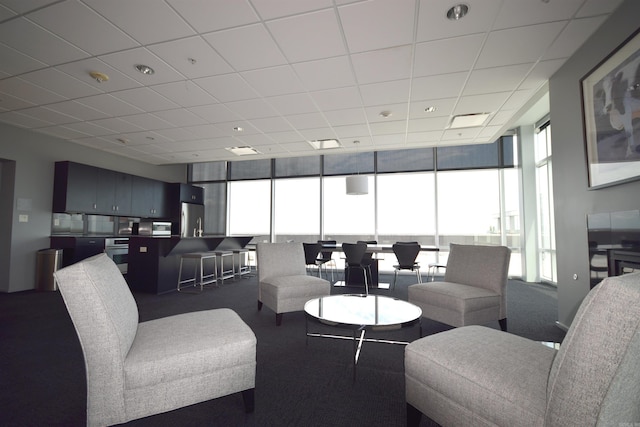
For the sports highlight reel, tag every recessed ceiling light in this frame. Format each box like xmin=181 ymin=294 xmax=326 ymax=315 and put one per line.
xmin=188 ymin=58 xmax=197 ymax=65
xmin=89 ymin=71 xmax=109 ymax=83
xmin=424 ymin=106 xmax=437 ymax=113
xmin=233 ymin=126 xmax=244 ymax=132
xmin=135 ymin=64 xmax=155 ymax=75
xmin=449 ymin=113 xmax=490 ymax=129
xmin=226 ymin=146 xmax=260 ymax=156
xmin=447 ymin=4 xmax=469 ymax=20
xmin=379 ymin=111 xmax=392 ymax=118
xmin=308 ymin=139 xmax=342 ymax=150
xmin=116 ymin=138 xmax=128 ymax=144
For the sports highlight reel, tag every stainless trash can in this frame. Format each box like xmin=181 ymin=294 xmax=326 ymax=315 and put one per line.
xmin=36 ymin=248 xmax=62 ymax=291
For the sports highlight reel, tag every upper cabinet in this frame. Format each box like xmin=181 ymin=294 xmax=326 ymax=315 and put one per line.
xmin=169 ymin=183 xmax=204 ymax=205
xmin=53 ymin=161 xmax=168 ymax=219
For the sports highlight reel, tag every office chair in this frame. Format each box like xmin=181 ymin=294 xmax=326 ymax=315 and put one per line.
xmin=392 ymin=242 xmax=422 ymax=290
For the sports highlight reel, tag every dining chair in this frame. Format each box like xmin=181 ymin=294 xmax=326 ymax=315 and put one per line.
xmin=342 ymin=241 xmax=371 ymax=295
xmin=303 ymin=242 xmax=322 ymax=277
xmin=392 ymin=242 xmax=422 ymax=290
xmin=317 ymin=240 xmax=337 ymax=281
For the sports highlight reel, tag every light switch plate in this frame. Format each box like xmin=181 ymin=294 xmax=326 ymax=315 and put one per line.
xmin=19 ymin=214 xmax=28 ymax=223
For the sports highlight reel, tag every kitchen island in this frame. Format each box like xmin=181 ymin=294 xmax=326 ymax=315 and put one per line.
xmin=127 ymin=235 xmax=253 ymax=294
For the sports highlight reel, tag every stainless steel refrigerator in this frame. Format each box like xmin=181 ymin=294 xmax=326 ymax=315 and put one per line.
xmin=179 ymin=203 xmax=205 ymax=237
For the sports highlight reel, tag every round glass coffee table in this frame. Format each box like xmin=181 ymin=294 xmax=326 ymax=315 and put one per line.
xmin=304 ymin=294 xmax=422 ymax=380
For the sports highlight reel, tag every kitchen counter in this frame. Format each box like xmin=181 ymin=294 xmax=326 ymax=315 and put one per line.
xmin=127 ymin=235 xmax=253 ymax=294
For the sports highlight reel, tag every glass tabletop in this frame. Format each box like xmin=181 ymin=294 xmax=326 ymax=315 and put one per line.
xmin=304 ymin=294 xmax=422 ymax=329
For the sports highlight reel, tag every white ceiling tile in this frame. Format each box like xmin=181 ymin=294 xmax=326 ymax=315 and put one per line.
xmin=76 ymin=94 xmax=144 ymax=117
xmin=373 ymin=134 xmax=405 ymax=146
xmin=167 ymin=0 xmax=259 ymax=33
xmin=297 ymin=127 xmax=337 ymax=141
xmin=411 ymin=72 xmax=468 ymax=101
xmin=250 ymin=0 xmax=333 ymax=20
xmin=234 ymin=133 xmax=274 ymax=146
xmin=203 ymin=24 xmax=287 ymax=72
xmin=333 ymin=124 xmax=370 ymax=139
xmin=189 ymin=103 xmax=243 ymax=123
xmin=464 ymin=63 xmax=533 ymax=96
xmin=151 ymin=127 xmax=198 ymax=142
xmin=114 ymin=87 xmax=179 ymax=112
xmin=83 ymin=0 xmax=194 ymax=45
xmin=285 ymin=112 xmax=329 ymax=130
xmin=267 ymin=93 xmax=318 ymax=115
xmin=113 ymin=130 xmax=172 ymax=146
xmin=37 ymin=125 xmax=92 ymax=139
xmin=351 ymin=45 xmax=412 ymax=85
xmin=476 ymin=22 xmax=566 ymax=69
xmin=55 ymin=58 xmax=142 ymax=92
xmin=195 ymin=74 xmax=260 ymax=103
xmin=85 ymin=117 xmax=144 ymax=133
xmin=0 ymin=92 xmax=35 ymax=110
xmin=360 ymin=79 xmax=410 ymax=106
xmin=406 ymin=131 xmax=442 ymax=143
xmin=249 ymin=116 xmax=295 ymax=133
xmin=28 ymin=1 xmax=138 ymax=55
xmin=0 ymin=4 xmax=16 ymax=20
xmin=267 ymin=9 xmax=346 ymax=62
xmin=576 ymin=0 xmax=624 ymax=17
xmin=0 ymin=110 xmax=52 ymax=128
xmin=241 ymin=65 xmax=305 ymax=97
xmin=339 ymin=0 xmax=416 ymax=53
xmin=182 ymin=124 xmax=228 ymax=139
xmin=503 ymin=90 xmax=534 ymax=111
xmin=543 ymin=16 xmax=607 ymax=61
xmin=20 ymin=105 xmax=78 ymax=125
xmin=151 ymin=81 xmax=218 ymax=108
xmin=442 ymin=127 xmax=481 ymax=140
xmin=44 ymin=100 xmax=107 ymax=121
xmin=225 ymin=98 xmax=279 ymax=120
xmin=147 ymin=37 xmax=234 ymax=79
xmin=369 ymin=120 xmax=407 ymax=135
xmin=413 ymin=35 xmax=485 ymax=77
xmin=0 ymin=17 xmax=88 ymax=65
xmin=268 ymin=131 xmax=306 ymax=144
xmin=408 ymin=98 xmax=456 ymax=118
xmin=519 ymin=59 xmax=564 ymax=91
xmin=324 ymin=108 xmax=367 ymax=127
xmin=292 ymin=56 xmax=355 ymax=92
xmin=0 ymin=42 xmax=47 ymax=75
xmin=478 ymin=125 xmax=503 ymax=139
xmin=492 ymin=0 xmax=582 ymax=30
xmin=63 ymin=121 xmax=114 ymax=136
xmin=117 ymin=113 xmax=172 ymax=131
xmin=416 ymin=0 xmax=502 ymax=42
xmin=453 ymin=92 xmax=510 ymax=115
xmin=0 ymin=77 xmax=65 ymax=104
xmin=407 ymin=116 xmax=450 ymax=132
xmin=20 ymin=68 xmax=101 ymax=99
xmin=365 ymin=103 xmax=408 ymax=123
xmin=310 ymin=86 xmax=362 ymax=111
xmin=98 ymin=48 xmax=186 ymax=85
xmin=150 ymin=109 xmax=207 ymax=128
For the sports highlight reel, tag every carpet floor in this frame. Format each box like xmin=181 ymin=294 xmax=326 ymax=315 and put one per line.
xmin=0 ymin=270 xmax=565 ymax=427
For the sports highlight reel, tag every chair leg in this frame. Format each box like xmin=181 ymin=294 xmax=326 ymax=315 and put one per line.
xmin=363 ymin=266 xmax=370 ymax=295
xmin=257 ymin=300 xmax=263 ymax=311
xmin=276 ymin=313 xmax=283 ymax=326
xmin=499 ymin=318 xmax=507 ymax=332
xmin=407 ymin=403 xmax=422 ymax=427
xmin=242 ymin=388 xmax=255 ymax=413
xmin=392 ymin=269 xmax=398 ymax=290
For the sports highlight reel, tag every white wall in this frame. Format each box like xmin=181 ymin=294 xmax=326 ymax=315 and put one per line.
xmin=549 ymin=0 xmax=640 ymax=328
xmin=0 ymin=123 xmax=186 ymax=292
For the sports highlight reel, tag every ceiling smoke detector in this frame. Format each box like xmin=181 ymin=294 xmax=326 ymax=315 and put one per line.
xmin=89 ymin=71 xmax=109 ymax=83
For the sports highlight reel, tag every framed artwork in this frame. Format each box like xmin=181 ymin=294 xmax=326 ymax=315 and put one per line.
xmin=581 ymin=28 xmax=640 ymax=189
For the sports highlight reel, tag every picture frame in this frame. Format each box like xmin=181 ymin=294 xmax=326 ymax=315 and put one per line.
xmin=581 ymin=28 xmax=640 ymax=189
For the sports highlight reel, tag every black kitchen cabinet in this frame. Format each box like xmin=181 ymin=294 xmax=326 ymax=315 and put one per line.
xmin=50 ymin=236 xmax=105 ymax=267
xmin=96 ymin=169 xmax=132 ymax=215
xmin=131 ymin=176 xmax=167 ymax=218
xmin=53 ymin=161 xmax=99 ymax=213
xmin=168 ymin=183 xmax=204 ymax=205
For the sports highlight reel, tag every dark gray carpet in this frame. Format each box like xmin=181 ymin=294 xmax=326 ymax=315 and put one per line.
xmin=0 ymin=271 xmax=565 ymax=427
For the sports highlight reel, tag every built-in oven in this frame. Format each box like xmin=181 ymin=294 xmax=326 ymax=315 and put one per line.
xmin=105 ymin=237 xmax=129 ymax=274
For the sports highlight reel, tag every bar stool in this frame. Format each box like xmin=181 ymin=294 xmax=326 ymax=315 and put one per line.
xmin=427 ymin=263 xmax=446 ymax=281
xmin=214 ymin=250 xmax=235 ymax=284
xmin=177 ymin=252 xmax=218 ymax=293
xmin=233 ymin=248 xmax=251 ymax=279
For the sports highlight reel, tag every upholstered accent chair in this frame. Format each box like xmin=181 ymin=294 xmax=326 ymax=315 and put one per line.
xmin=405 ymin=272 xmax=640 ymax=427
xmin=408 ymin=243 xmax=510 ymax=332
xmin=257 ymin=242 xmax=331 ymax=326
xmin=54 ymin=253 xmax=256 ymax=426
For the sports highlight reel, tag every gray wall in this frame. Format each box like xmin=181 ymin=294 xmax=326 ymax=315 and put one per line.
xmin=550 ymin=0 xmax=640 ymax=328
xmin=0 ymin=122 xmax=186 ymax=292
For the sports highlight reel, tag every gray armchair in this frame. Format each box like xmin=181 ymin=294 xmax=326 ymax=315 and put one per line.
xmin=405 ymin=272 xmax=640 ymax=427
xmin=408 ymin=243 xmax=510 ymax=331
xmin=257 ymin=242 xmax=331 ymax=326
xmin=54 ymin=253 xmax=256 ymax=426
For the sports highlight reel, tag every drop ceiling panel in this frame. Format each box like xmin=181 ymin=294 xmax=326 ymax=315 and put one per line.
xmin=147 ymin=37 xmax=234 ymax=79
xmin=543 ymin=16 xmax=607 ymax=61
xmin=251 ymin=0 xmax=334 ymax=20
xmin=241 ymin=65 xmax=305 ymax=97
xmin=98 ymin=48 xmax=185 ymax=85
xmin=310 ymin=86 xmax=363 ymax=111
xmin=463 ymin=63 xmax=533 ymax=96
xmin=413 ymin=35 xmax=485 ymax=77
xmin=351 ymin=45 xmax=412 ymax=85
xmin=77 ymin=94 xmax=143 ymax=117
xmin=410 ymin=73 xmax=468 ymax=101
xmin=167 ymin=0 xmax=259 ymax=33
xmin=195 ymin=74 xmax=259 ymax=103
xmin=55 ymin=58 xmax=142 ymax=92
xmin=114 ymin=87 xmax=179 ymax=112
xmin=292 ymin=56 xmax=356 ymax=91
xmin=359 ymin=79 xmax=411 ymax=106
xmin=82 ymin=0 xmax=194 ymax=46
xmin=0 ymin=43 xmax=47 ymax=75
xmin=492 ymin=0 xmax=582 ymax=30
xmin=0 ymin=77 xmax=65 ymax=104
xmin=416 ymin=0 xmax=502 ymax=42
xmin=151 ymin=81 xmax=218 ymax=108
xmin=339 ymin=0 xmax=416 ymax=54
xmin=45 ymin=100 xmax=107 ymax=122
xmin=20 ymin=68 xmax=101 ymax=99
xmin=267 ymin=9 xmax=346 ymax=63
xmin=28 ymin=1 xmax=139 ymax=55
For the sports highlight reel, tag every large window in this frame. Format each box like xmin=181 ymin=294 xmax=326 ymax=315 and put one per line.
xmin=228 ymin=180 xmax=271 ymax=242
xmin=535 ymin=121 xmax=557 ymax=283
xmin=274 ymin=177 xmax=320 ymax=243
xmin=322 ymin=175 xmax=375 ymax=242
